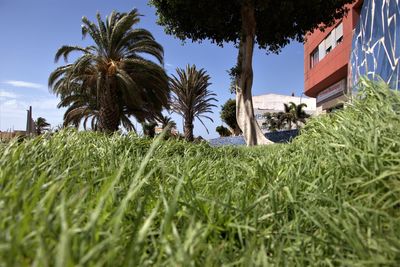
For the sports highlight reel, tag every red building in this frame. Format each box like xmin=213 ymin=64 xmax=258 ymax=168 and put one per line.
xmin=304 ymin=0 xmax=364 ymax=112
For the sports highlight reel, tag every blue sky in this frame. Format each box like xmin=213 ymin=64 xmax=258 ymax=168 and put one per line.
xmin=0 ymin=0 xmax=305 ymax=139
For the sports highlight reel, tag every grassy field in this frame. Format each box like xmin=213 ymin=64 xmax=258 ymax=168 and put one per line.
xmin=1 ymin=79 xmax=399 ymax=266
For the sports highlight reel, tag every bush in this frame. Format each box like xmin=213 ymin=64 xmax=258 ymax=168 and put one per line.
xmin=0 ymin=79 xmax=399 ymax=266
xmin=216 ymin=125 xmax=232 ymax=137
xmin=142 ymin=121 xmax=158 ymax=138
xmin=220 ymin=99 xmax=242 ymax=135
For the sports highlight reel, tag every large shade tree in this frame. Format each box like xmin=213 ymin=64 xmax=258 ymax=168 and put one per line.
xmin=170 ymin=65 xmax=217 ymax=142
xmin=150 ymin=0 xmax=354 ymax=145
xmin=49 ymin=9 xmax=170 ymax=132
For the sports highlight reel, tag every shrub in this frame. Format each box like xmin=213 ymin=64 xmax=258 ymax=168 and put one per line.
xmin=220 ymin=99 xmax=241 ymax=135
xmin=216 ymin=125 xmax=232 ymax=137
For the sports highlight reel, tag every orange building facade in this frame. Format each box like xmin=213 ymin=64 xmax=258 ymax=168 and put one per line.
xmin=304 ymin=0 xmax=364 ymax=112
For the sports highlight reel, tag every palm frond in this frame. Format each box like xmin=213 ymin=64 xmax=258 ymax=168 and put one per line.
xmin=110 ymin=9 xmax=141 ymax=47
xmin=54 ymin=46 xmax=91 ymax=63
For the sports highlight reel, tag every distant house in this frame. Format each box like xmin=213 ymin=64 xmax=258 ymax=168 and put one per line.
xmin=0 ymin=130 xmax=27 ymax=141
xmin=154 ymin=124 xmax=179 ymax=136
xmin=252 ymin=93 xmax=316 ymax=133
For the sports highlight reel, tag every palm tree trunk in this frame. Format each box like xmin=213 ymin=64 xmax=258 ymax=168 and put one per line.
xmin=236 ymin=0 xmax=273 ymax=146
xmin=183 ymin=117 xmax=194 ymax=142
xmin=99 ymin=78 xmax=120 ymax=132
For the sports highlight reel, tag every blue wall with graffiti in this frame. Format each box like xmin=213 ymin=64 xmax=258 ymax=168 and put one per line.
xmin=350 ymin=0 xmax=400 ymax=89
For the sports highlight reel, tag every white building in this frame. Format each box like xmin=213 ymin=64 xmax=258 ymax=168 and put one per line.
xmin=252 ymin=93 xmax=316 ymax=132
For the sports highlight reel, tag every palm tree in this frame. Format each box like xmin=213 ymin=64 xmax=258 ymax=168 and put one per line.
xmin=293 ymin=103 xmax=310 ymax=128
xmin=263 ymin=112 xmax=286 ymax=132
xmin=154 ymin=114 xmax=177 ymax=138
xmin=156 ymin=115 xmax=176 ymax=129
xmin=35 ymin=117 xmax=50 ymax=135
xmin=282 ymin=103 xmax=295 ymax=130
xmin=283 ymin=102 xmax=310 ymax=129
xmin=263 ymin=102 xmax=309 ymax=132
xmin=170 ymin=65 xmax=217 ymax=142
xmin=49 ymin=9 xmax=170 ymax=132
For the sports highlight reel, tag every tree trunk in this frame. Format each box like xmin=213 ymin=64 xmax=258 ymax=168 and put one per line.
xmin=236 ymin=0 xmax=273 ymax=146
xmin=183 ymin=117 xmax=194 ymax=142
xmin=99 ymin=78 xmax=120 ymax=133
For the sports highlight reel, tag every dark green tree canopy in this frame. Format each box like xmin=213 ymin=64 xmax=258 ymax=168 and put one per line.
xmin=216 ymin=125 xmax=232 ymax=137
xmin=150 ymin=0 xmax=354 ymax=52
xmin=220 ymin=99 xmax=237 ymax=130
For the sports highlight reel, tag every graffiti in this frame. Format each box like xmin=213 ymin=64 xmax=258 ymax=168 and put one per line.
xmin=350 ymin=0 xmax=400 ymax=90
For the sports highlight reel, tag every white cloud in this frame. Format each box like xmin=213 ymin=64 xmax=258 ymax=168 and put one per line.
xmin=3 ymin=80 xmax=44 ymax=89
xmin=0 ymin=97 xmax=63 ymax=131
xmin=2 ymin=99 xmax=19 ymax=107
xmin=0 ymin=90 xmax=18 ymax=99
xmin=0 ymin=99 xmax=27 ymax=124
xmin=31 ymin=98 xmax=59 ymax=109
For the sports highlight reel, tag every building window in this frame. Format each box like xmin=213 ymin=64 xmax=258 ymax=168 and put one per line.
xmin=325 ymin=32 xmax=334 ymax=54
xmin=335 ymin=22 xmax=344 ymax=44
xmin=318 ymin=41 xmax=326 ymax=61
xmin=310 ymin=48 xmax=319 ymax=68
xmin=326 ymin=46 xmax=332 ymax=54
xmin=311 ymin=21 xmax=344 ymax=67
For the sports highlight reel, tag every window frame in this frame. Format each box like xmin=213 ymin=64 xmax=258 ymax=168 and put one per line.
xmin=310 ymin=47 xmax=319 ymax=68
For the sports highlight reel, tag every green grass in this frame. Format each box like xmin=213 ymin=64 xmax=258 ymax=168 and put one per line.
xmin=0 ymin=79 xmax=399 ymax=266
